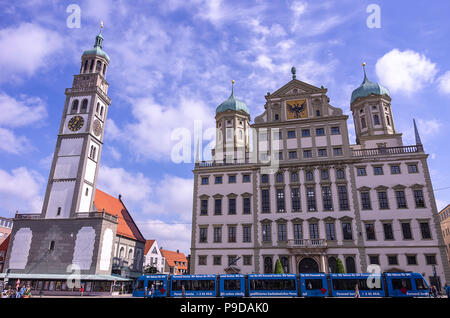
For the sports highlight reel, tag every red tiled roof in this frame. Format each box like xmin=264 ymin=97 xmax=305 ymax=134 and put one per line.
xmin=94 ymin=189 xmax=146 ymax=243
xmin=161 ymin=249 xmax=187 ymax=269
xmin=0 ymin=236 xmax=10 ymax=258
xmin=144 ymin=240 xmax=155 ymax=255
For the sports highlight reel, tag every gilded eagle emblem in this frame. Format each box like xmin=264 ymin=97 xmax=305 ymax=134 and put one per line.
xmin=287 ymin=101 xmax=306 ymax=118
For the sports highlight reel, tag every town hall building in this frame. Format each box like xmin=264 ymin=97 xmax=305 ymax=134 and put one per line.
xmin=190 ymin=65 xmax=450 ymax=288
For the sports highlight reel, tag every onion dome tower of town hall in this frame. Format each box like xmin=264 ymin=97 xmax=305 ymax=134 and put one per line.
xmin=213 ymin=80 xmax=251 ymax=162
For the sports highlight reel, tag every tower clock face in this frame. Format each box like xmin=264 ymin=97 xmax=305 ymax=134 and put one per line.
xmin=93 ymin=119 xmax=102 ymax=137
xmin=68 ymin=115 xmax=84 ymax=132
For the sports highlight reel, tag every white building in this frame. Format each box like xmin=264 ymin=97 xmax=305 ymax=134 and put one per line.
xmin=143 ymin=240 xmax=166 ymax=274
xmin=190 ymin=66 xmax=450 ymax=288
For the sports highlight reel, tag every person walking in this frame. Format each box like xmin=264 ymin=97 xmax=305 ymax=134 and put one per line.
xmin=431 ymin=285 xmax=438 ymax=298
xmin=354 ymin=284 xmax=360 ymax=298
xmin=181 ymin=284 xmax=185 ymax=298
xmin=150 ymin=284 xmax=155 ymax=299
xmin=80 ymin=286 xmax=84 ymax=297
xmin=144 ymin=286 xmax=148 ymax=298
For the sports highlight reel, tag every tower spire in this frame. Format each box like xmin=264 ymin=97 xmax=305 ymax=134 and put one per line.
xmin=413 ymin=118 xmax=423 ymax=145
xmin=230 ymin=79 xmax=235 ymax=97
xmin=362 ymin=62 xmax=368 ymax=83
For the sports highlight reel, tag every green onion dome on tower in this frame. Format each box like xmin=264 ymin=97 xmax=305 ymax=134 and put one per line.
xmin=216 ymin=80 xmax=250 ymax=115
xmin=82 ymin=22 xmax=110 ymax=62
xmin=351 ymin=63 xmax=390 ymax=104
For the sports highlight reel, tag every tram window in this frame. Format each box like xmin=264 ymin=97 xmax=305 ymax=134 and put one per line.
xmin=251 ymin=279 xmax=296 ymax=290
xmin=224 ymin=279 xmax=241 ymax=291
xmin=147 ymin=280 xmax=164 ymax=289
xmin=333 ymin=279 xmax=357 ymax=290
xmin=173 ymin=280 xmax=215 ymax=291
xmin=135 ymin=280 xmax=144 ymax=291
xmin=391 ymin=278 xmax=412 ymax=290
xmin=415 ymin=278 xmax=428 ymax=290
xmin=358 ymin=278 xmax=382 ymax=290
xmin=305 ymin=279 xmax=323 ymax=290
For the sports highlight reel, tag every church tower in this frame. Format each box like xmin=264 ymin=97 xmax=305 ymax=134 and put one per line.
xmin=213 ymin=80 xmax=251 ymax=163
xmin=41 ymin=25 xmax=111 ymax=218
xmin=350 ymin=63 xmax=402 ymax=148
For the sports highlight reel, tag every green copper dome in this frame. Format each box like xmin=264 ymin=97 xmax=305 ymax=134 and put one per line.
xmin=351 ymin=64 xmax=390 ymax=104
xmin=216 ymin=82 xmax=249 ymax=115
xmin=83 ymin=31 xmax=110 ymax=62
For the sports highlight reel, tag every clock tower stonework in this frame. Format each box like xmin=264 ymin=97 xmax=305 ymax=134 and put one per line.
xmin=2 ymin=30 xmax=122 ymax=281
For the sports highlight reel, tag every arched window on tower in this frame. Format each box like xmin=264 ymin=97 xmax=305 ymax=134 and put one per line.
xmin=275 ymin=172 xmax=284 ymax=183
xmin=89 ymin=60 xmax=94 ymax=72
xmin=83 ymin=60 xmax=88 ymax=73
xmin=386 ymin=115 xmax=391 ymax=126
xmin=373 ymin=114 xmax=380 ymax=125
xmin=81 ymin=99 xmax=88 ymax=112
xmin=100 ymin=106 xmax=104 ymax=117
xmin=102 ymin=63 xmax=107 ymax=76
xmin=71 ymin=100 xmax=79 ymax=114
xmin=96 ymin=102 xmax=100 ymax=114
xmin=96 ymin=60 xmax=102 ymax=72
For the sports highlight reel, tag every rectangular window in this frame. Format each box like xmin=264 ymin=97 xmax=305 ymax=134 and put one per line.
xmin=242 ymin=174 xmax=251 ymax=183
xmin=365 ymin=223 xmax=376 ymax=240
xmin=309 ymin=223 xmax=319 ymax=240
xmin=378 ymin=191 xmax=389 ymax=209
xmin=408 ymin=164 xmax=418 ymax=173
xmin=361 ymin=117 xmax=367 ymax=129
xmin=420 ymin=222 xmax=432 ymax=239
xmin=228 ymin=226 xmax=236 ymax=243
xmin=214 ymin=199 xmax=222 ymax=215
xmin=303 ymin=149 xmax=312 ymax=158
xmin=213 ymin=227 xmax=222 ymax=243
xmin=198 ymin=256 xmax=207 ymax=265
xmin=243 ymin=225 xmax=251 ymax=243
xmin=383 ymin=223 xmax=394 ymax=240
xmin=287 ymin=130 xmax=296 ymax=139
xmin=228 ymin=175 xmax=236 ymax=183
xmin=361 ymin=192 xmax=371 ymax=210
xmin=289 ymin=151 xmax=297 ymax=159
xmin=262 ymin=223 xmax=271 ymax=242
xmin=293 ymin=224 xmax=303 ymax=240
xmin=261 ymin=189 xmax=270 ymax=213
xmin=278 ymin=223 xmax=287 ymax=242
xmin=391 ymin=165 xmax=401 ymax=174
xmin=199 ymin=228 xmax=208 ymax=243
xmin=325 ymin=223 xmax=336 ymax=240
xmin=342 ymin=222 xmax=353 ymax=240
xmin=330 ymin=127 xmax=340 ymax=135
xmin=338 ymin=185 xmax=349 ymax=210
xmin=301 ymin=129 xmax=311 ymax=137
xmin=278 ymin=151 xmax=283 ymax=160
xmin=414 ymin=189 xmax=425 ymax=208
xmin=333 ymin=147 xmax=343 ymax=156
xmin=201 ymin=177 xmax=209 ymax=185
xmin=369 ymin=255 xmax=380 ymax=265
xmin=321 ymin=170 xmax=329 ymax=180
xmin=395 ymin=190 xmax=407 ymax=208
xmin=316 ymin=128 xmax=325 ymax=136
xmin=243 ymin=197 xmax=251 ymax=214
xmin=200 ymin=199 xmax=208 ymax=215
xmin=228 ymin=255 xmax=238 ymax=266
xmin=228 ymin=198 xmax=236 ymax=215
xmin=318 ymin=148 xmax=327 ymax=157
xmin=401 ymin=222 xmax=413 ymax=240
xmin=276 ymin=189 xmax=285 ymax=212
xmin=322 ymin=186 xmax=333 ymax=211
xmin=215 ymin=176 xmax=223 ymax=184
xmin=406 ymin=255 xmax=417 ymax=265
xmin=243 ymin=255 xmax=252 ymax=266
xmin=291 ymin=188 xmax=301 ymax=212
xmin=373 ymin=166 xmax=384 ymax=175
xmin=306 ymin=187 xmax=316 ymax=212
xmin=357 ymin=167 xmax=367 ymax=176
xmin=425 ymin=255 xmax=436 ymax=265
xmin=213 ymin=256 xmax=222 ymax=265
xmin=388 ymin=255 xmax=398 ymax=265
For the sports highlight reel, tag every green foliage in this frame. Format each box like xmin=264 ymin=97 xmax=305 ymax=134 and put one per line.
xmin=274 ymin=259 xmax=284 ymax=274
xmin=334 ymin=258 xmax=346 ymax=273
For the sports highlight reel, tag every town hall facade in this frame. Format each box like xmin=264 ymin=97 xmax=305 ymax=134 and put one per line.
xmin=190 ymin=66 xmax=450 ymax=288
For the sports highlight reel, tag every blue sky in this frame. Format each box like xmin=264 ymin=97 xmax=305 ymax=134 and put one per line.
xmin=1 ymin=0 xmax=450 ymax=253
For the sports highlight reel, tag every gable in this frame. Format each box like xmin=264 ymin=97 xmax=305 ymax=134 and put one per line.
xmin=268 ymin=79 xmax=325 ymax=98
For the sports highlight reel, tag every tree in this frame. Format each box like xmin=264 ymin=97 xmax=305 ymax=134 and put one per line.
xmin=274 ymin=259 xmax=284 ymax=274
xmin=334 ymin=258 xmax=346 ymax=273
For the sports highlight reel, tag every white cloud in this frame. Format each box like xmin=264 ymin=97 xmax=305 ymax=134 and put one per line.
xmin=437 ymin=70 xmax=450 ymax=94
xmin=0 ymin=127 xmax=31 ymax=154
xmin=0 ymin=92 xmax=47 ymax=128
xmin=375 ymin=49 xmax=438 ymax=94
xmin=0 ymin=167 xmax=45 ymax=216
xmin=0 ymin=23 xmax=64 ymax=81
xmin=401 ymin=118 xmax=442 ymax=145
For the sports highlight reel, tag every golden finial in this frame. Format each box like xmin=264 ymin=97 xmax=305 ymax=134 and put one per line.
xmin=362 ymin=62 xmax=366 ymax=67
xmin=101 ymin=21 xmax=104 ymax=29
xmin=231 ymin=80 xmax=235 ymax=84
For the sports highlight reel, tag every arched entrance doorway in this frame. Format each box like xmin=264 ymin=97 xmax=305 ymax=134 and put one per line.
xmin=298 ymin=257 xmax=319 ymax=273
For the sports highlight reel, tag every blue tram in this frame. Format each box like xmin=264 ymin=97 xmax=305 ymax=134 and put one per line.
xmin=132 ymin=272 xmax=429 ymax=298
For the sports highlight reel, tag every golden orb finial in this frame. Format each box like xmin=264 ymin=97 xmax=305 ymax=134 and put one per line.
xmin=362 ymin=62 xmax=366 ymax=67
xmin=101 ymin=21 xmax=104 ymax=29
xmin=231 ymin=80 xmax=235 ymax=84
